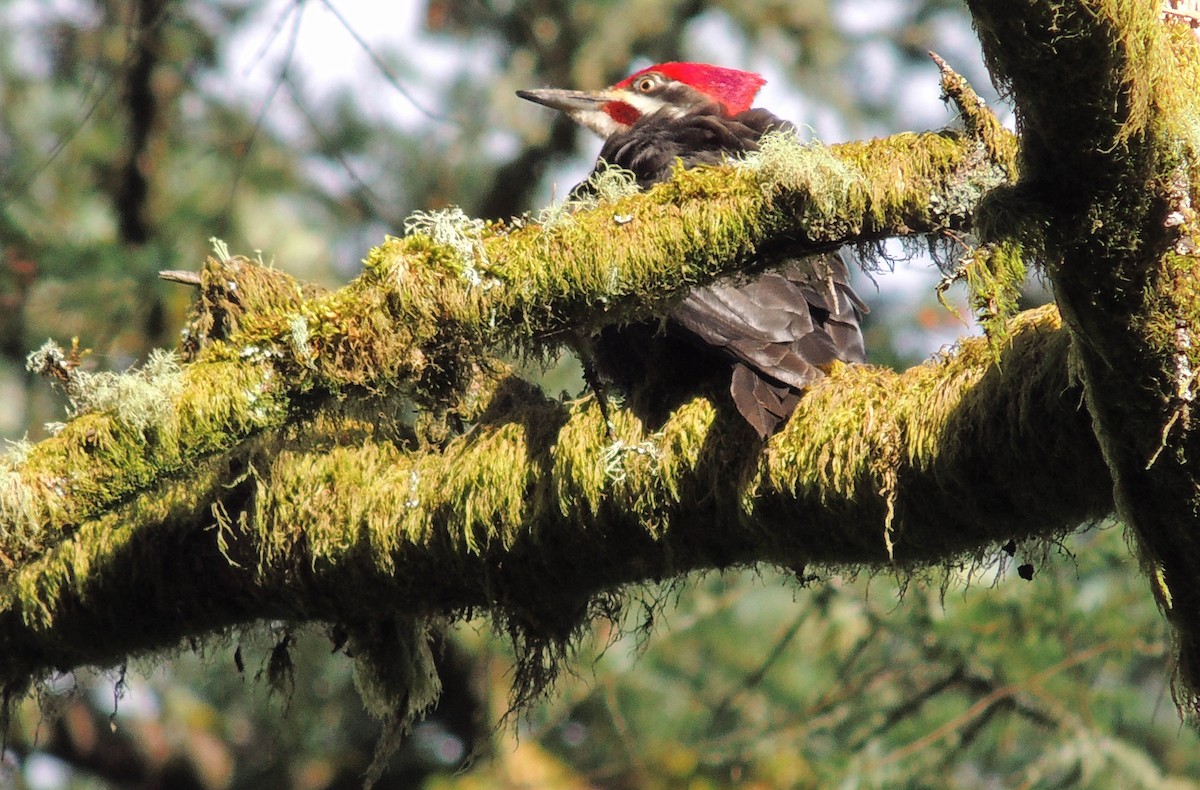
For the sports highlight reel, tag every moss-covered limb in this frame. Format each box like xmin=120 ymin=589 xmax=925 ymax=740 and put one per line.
xmin=213 ymin=129 xmax=1014 ymax=395
xmin=968 ymin=1 xmax=1198 ymax=200
xmin=930 ymin=51 xmax=1019 ymax=172
xmin=966 ymin=0 xmax=1200 ymax=706
xmin=0 ymin=456 xmax=257 ymax=682
xmin=760 ymin=304 xmax=1111 ymax=561
xmin=927 ymin=53 xmax=1028 ymax=352
xmin=0 ymin=358 xmax=287 ymax=570
xmin=0 ymin=257 xmax=321 ymax=573
xmin=0 ymin=257 xmax=515 ymax=579
xmin=0 ymin=125 xmax=1014 ymax=576
xmin=0 ymin=305 xmax=1113 ymax=686
xmin=0 ymin=396 xmax=420 ymax=683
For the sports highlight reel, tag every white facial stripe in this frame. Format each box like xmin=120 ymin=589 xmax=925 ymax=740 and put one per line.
xmin=620 ymin=92 xmax=672 ymax=118
xmin=567 ymin=107 xmax=623 ymax=138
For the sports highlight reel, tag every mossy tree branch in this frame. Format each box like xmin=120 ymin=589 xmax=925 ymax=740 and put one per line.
xmin=2 ymin=128 xmax=1008 ymax=570
xmin=0 ymin=306 xmax=1111 ymax=689
xmin=0 ymin=121 xmax=1038 ymax=691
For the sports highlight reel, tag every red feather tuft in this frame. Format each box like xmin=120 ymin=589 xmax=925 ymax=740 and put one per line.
xmin=614 ymin=62 xmax=766 ymax=115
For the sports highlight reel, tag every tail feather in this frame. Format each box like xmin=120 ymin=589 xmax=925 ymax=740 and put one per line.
xmin=730 ymin=363 xmax=803 ymax=438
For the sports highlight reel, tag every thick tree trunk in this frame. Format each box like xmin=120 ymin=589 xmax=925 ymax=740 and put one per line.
xmin=968 ymin=0 xmax=1200 ymax=709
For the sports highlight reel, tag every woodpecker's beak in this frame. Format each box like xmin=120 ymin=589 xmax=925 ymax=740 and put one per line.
xmin=517 ymin=88 xmax=608 ymax=113
xmin=518 ymin=87 xmax=628 ymax=138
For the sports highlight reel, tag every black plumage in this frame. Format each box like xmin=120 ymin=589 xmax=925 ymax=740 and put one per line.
xmin=584 ymin=104 xmax=867 ymax=437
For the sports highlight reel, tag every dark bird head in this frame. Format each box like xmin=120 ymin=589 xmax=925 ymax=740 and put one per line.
xmin=518 ymin=62 xmax=767 ymax=139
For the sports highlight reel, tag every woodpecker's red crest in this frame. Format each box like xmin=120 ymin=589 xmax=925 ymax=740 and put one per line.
xmin=518 ymin=62 xmax=767 ymax=139
xmin=613 ymin=63 xmax=765 ymax=114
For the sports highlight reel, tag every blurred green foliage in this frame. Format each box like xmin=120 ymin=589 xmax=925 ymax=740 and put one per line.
xmin=464 ymin=525 xmax=1193 ymax=789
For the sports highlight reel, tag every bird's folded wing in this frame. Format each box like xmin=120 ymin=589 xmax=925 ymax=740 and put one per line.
xmin=669 ymin=252 xmax=867 ymax=435
xmin=670 ymin=252 xmax=867 ymax=386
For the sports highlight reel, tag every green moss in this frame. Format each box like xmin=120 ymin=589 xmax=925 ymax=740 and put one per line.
xmin=970 ymin=0 xmax=1200 ymax=715
xmin=1 ymin=117 xmax=1028 ymax=712
xmin=445 ymin=421 xmax=532 ymax=553
xmin=765 ymin=305 xmax=1083 ymax=565
xmin=0 ymin=352 xmax=286 ymax=581
xmin=6 ymin=456 xmax=225 ymax=630
xmin=964 ymin=240 xmax=1029 ymax=355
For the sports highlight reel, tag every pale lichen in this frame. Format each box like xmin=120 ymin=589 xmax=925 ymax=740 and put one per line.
xmin=288 ymin=314 xmax=315 ymax=368
xmin=403 ymin=207 xmax=493 ymax=286
xmin=27 ymin=343 xmax=184 ymax=433
xmin=742 ymin=129 xmax=862 ymax=214
xmin=535 ymin=162 xmax=640 ymax=229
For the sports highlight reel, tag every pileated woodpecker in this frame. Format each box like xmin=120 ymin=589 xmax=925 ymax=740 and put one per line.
xmin=519 ymin=62 xmax=867 ymax=437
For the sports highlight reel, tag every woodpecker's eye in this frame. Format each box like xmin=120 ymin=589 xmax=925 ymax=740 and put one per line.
xmin=636 ymin=77 xmax=657 ymax=92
